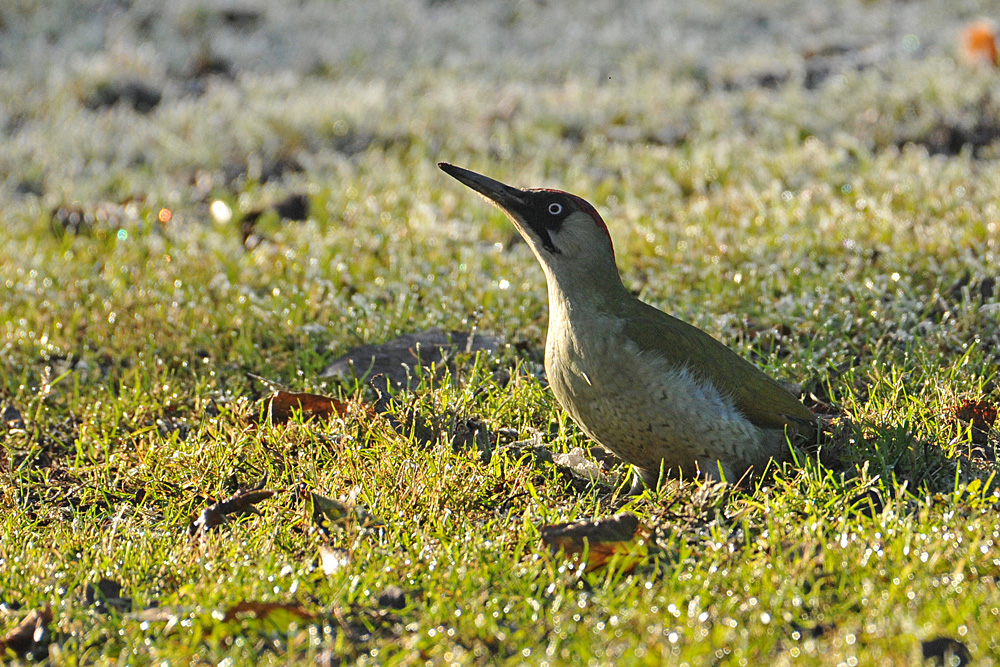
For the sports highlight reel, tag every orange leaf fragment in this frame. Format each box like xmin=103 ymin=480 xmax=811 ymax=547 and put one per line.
xmin=955 ymin=399 xmax=998 ymax=428
xmin=540 ymin=512 xmax=651 ymax=573
xmin=961 ymin=20 xmax=999 ymax=68
xmin=257 ymin=390 xmax=372 ymax=424
xmin=954 ymin=399 xmax=998 ymax=445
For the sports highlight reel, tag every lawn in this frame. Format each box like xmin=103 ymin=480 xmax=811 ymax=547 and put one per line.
xmin=1 ymin=0 xmax=999 ymax=664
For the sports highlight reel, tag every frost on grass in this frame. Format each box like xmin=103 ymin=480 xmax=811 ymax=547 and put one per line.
xmin=1 ymin=1 xmax=999 ymax=664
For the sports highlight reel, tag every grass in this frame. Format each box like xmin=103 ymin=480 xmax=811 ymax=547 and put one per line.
xmin=2 ymin=0 xmax=1000 ymax=664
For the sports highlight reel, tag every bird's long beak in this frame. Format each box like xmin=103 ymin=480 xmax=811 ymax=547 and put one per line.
xmin=438 ymin=163 xmax=527 ymax=213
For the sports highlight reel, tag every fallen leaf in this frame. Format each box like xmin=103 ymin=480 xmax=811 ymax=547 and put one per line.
xmin=960 ymin=20 xmax=999 ymax=68
xmin=922 ymin=636 xmax=972 ymax=666
xmin=189 ymin=476 xmax=276 ymax=536
xmin=0 ymin=606 xmax=52 ymax=658
xmin=540 ymin=512 xmax=651 ymax=573
xmin=954 ymin=399 xmax=997 ymax=445
xmin=255 ymin=390 xmax=365 ymax=425
xmin=321 ymin=329 xmax=501 ymax=388
xmin=222 ymin=601 xmax=315 ymax=623
xmin=300 ymin=486 xmax=381 ymax=532
xmin=309 ymin=491 xmax=350 ymax=525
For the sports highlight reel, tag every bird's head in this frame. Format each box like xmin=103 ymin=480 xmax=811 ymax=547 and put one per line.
xmin=438 ymin=163 xmax=615 ymax=266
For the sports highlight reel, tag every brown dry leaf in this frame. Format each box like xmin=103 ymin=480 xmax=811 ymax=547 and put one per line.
xmin=255 ymin=390 xmax=370 ymax=425
xmin=0 ymin=606 xmax=52 ymax=658
xmin=222 ymin=601 xmax=315 ymax=623
xmin=189 ymin=477 xmax=276 ymax=536
xmin=540 ymin=512 xmax=652 ymax=573
xmin=954 ymin=399 xmax=998 ymax=445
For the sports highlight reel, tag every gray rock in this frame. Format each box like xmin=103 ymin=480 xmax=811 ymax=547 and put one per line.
xmin=321 ymin=328 xmax=501 ymax=388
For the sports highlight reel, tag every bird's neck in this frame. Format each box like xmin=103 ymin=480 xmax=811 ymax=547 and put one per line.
xmin=541 ymin=258 xmax=630 ymax=320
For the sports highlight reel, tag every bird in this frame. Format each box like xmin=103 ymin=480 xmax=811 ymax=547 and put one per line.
xmin=438 ymin=162 xmax=815 ymax=491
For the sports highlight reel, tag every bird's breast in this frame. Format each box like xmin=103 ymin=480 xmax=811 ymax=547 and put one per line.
xmin=542 ymin=310 xmax=778 ymax=474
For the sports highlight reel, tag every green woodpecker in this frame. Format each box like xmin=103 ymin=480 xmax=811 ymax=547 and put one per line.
xmin=439 ymin=163 xmax=815 ymax=491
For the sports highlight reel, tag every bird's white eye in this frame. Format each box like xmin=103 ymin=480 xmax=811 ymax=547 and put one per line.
xmin=548 ymin=202 xmax=563 ymax=215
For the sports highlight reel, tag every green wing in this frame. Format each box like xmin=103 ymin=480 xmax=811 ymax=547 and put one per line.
xmin=622 ymin=302 xmax=815 ymax=433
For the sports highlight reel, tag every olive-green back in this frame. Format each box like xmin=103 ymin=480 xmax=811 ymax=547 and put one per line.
xmin=622 ymin=301 xmax=815 ymax=434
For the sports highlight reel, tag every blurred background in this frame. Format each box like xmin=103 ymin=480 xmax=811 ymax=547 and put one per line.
xmin=2 ymin=0 xmax=999 ymax=204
